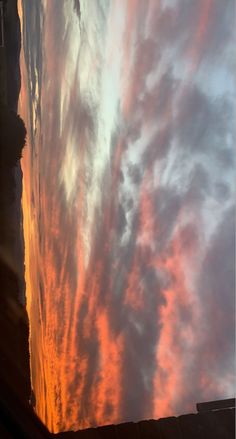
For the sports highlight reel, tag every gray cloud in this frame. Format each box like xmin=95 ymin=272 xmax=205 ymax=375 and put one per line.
xmin=176 ymin=87 xmax=234 ymax=155
xmin=176 ymin=206 xmax=235 ymax=411
xmin=127 ymin=164 xmax=142 ymax=185
xmin=22 ymin=0 xmax=235 ymax=431
xmin=199 ymin=206 xmax=235 ymax=360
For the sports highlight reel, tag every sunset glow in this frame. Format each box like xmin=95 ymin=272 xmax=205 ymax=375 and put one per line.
xmin=19 ymin=0 xmax=235 ymax=433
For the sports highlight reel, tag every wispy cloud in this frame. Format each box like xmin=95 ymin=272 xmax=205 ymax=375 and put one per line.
xmin=20 ymin=0 xmax=235 ymax=432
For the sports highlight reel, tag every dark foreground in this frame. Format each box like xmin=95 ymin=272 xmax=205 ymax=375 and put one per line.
xmin=0 ymin=392 xmax=235 ymax=438
xmin=0 ymin=0 xmax=30 ymax=411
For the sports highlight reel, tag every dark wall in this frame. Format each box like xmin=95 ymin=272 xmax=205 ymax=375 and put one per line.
xmin=55 ymin=408 xmax=235 ymax=439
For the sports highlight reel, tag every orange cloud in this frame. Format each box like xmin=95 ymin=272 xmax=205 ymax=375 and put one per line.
xmin=153 ymin=231 xmax=200 ymax=418
xmin=20 ymin=0 xmax=234 ymax=433
xmin=90 ymin=310 xmax=124 ymax=426
xmin=187 ymin=0 xmax=214 ymax=74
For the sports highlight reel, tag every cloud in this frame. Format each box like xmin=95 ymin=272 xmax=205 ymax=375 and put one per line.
xmin=20 ymin=0 xmax=235 ymax=432
xmin=171 ymin=205 xmax=235 ymax=410
xmin=198 ymin=206 xmax=235 ymax=369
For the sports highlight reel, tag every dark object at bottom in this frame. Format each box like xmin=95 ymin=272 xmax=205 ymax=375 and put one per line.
xmin=55 ymin=399 xmax=235 ymax=438
xmin=196 ymin=398 xmax=235 ymax=413
xmin=0 ymin=394 xmax=235 ymax=438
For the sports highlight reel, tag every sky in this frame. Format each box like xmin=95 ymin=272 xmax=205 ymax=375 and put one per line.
xmin=18 ymin=0 xmax=235 ymax=433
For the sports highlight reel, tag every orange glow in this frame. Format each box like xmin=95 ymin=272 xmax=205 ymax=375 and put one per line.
xmin=121 ymin=0 xmax=144 ymax=119
xmin=125 ymin=176 xmax=156 ymax=311
xmin=153 ymin=233 xmax=199 ymax=417
xmin=124 ymin=259 xmax=144 ymax=311
xmin=90 ymin=310 xmax=124 ymax=426
xmin=187 ymin=0 xmax=214 ymax=73
xmin=139 ymin=185 xmax=156 ymax=246
xmin=18 ymin=0 xmax=232 ymax=433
